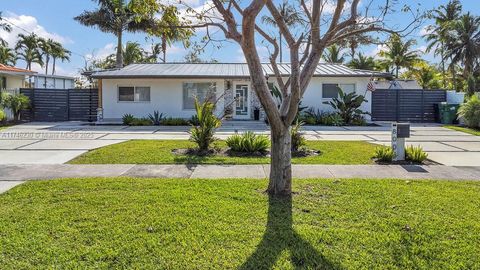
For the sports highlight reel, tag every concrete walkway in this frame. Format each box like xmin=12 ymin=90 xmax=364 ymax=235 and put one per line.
xmin=1 ymin=164 xmax=480 ymax=193
xmin=1 ymin=122 xmax=480 ymax=166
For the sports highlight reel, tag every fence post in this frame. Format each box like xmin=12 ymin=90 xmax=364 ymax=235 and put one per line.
xmin=66 ymin=89 xmax=70 ymax=121
xmin=421 ymin=90 xmax=425 ymax=122
xmin=395 ymin=89 xmax=399 ymax=122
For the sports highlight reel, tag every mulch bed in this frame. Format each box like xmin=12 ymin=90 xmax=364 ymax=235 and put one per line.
xmin=172 ymin=148 xmax=321 ymax=158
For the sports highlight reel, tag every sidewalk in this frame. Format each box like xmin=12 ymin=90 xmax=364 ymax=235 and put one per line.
xmin=1 ymin=164 xmax=479 ymax=193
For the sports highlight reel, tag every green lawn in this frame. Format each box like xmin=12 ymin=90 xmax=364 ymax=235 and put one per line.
xmin=445 ymin=125 xmax=480 ymax=136
xmin=70 ymin=140 xmax=378 ymax=165
xmin=0 ymin=177 xmax=479 ymax=269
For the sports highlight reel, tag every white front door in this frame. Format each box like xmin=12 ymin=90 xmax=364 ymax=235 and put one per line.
xmin=233 ymin=83 xmax=250 ymax=119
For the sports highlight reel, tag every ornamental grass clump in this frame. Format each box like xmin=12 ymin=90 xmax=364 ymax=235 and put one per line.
xmin=226 ymin=131 xmax=270 ymax=153
xmin=373 ymin=146 xmax=395 ymax=162
xmin=406 ymin=145 xmax=428 ymax=163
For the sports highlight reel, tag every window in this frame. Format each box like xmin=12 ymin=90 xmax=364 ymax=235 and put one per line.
xmin=322 ymin=83 xmax=355 ymax=99
xmin=118 ymin=86 xmax=150 ymax=102
xmin=183 ymin=82 xmax=216 ymax=109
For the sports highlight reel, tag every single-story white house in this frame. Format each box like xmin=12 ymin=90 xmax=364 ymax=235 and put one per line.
xmin=90 ymin=63 xmax=391 ymax=122
xmin=0 ymin=64 xmax=37 ymax=92
xmin=33 ymin=74 xmax=75 ymax=89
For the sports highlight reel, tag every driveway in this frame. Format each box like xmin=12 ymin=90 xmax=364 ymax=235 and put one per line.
xmin=0 ymin=121 xmax=479 ymax=166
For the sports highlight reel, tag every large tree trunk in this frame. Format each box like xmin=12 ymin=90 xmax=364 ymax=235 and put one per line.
xmin=116 ymin=31 xmax=123 ymax=68
xmin=162 ymin=34 xmax=167 ymax=63
xmin=268 ymin=126 xmax=292 ymax=195
xmin=52 ymin=58 xmax=56 ymax=75
xmin=45 ymin=56 xmax=49 ymax=75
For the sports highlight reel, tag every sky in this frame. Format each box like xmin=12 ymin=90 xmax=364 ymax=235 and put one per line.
xmin=0 ymin=0 xmax=478 ymax=77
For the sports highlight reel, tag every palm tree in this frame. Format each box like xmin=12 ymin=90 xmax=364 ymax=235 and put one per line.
xmin=424 ymin=0 xmax=462 ymax=87
xmin=261 ymin=1 xmax=304 ymax=63
xmin=123 ymin=41 xmax=144 ymax=65
xmin=379 ymin=34 xmax=419 ymax=78
xmin=153 ymin=6 xmax=192 ymax=63
xmin=15 ymin=33 xmax=43 ymax=70
xmin=347 ymin=53 xmax=376 ymax=70
xmin=50 ymin=41 xmax=71 ymax=75
xmin=0 ymin=12 xmax=12 ymax=47
xmin=0 ymin=45 xmax=17 ymax=65
xmin=145 ymin=43 xmax=162 ymax=63
xmin=38 ymin=38 xmax=57 ymax=74
xmin=445 ymin=13 xmax=480 ymax=95
xmin=322 ymin=44 xmax=345 ymax=64
xmin=74 ymin=0 xmax=158 ymax=68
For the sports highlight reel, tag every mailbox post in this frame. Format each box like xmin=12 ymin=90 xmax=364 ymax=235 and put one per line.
xmin=391 ymin=123 xmax=410 ymax=161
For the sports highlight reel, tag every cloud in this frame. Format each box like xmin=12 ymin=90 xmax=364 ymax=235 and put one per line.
xmin=84 ymin=43 xmax=116 ymax=61
xmin=0 ymin=12 xmax=72 ymax=47
xmin=236 ymin=46 xmax=270 ymax=62
xmin=366 ymin=44 xmax=387 ymax=57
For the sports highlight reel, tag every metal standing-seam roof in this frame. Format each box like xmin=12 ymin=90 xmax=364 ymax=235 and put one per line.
xmin=90 ymin=63 xmax=391 ymax=79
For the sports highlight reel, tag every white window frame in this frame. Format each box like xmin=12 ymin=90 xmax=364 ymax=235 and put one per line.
xmin=182 ymin=81 xmax=217 ymax=110
xmin=321 ymin=83 xmax=356 ymax=100
xmin=117 ymin=86 xmax=151 ymax=103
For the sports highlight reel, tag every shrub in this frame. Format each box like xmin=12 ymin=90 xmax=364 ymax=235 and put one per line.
xmin=226 ymin=131 xmax=270 ymax=153
xmin=1 ymin=93 xmax=30 ymax=122
xmin=351 ymin=114 xmax=367 ymax=126
xmin=148 ymin=111 xmax=165 ymax=126
xmin=324 ymin=87 xmax=368 ymax=125
xmin=406 ymin=145 xmax=428 ymax=163
xmin=373 ymin=146 xmax=395 ymax=162
xmin=0 ymin=109 xmax=6 ymax=122
xmin=291 ymin=120 xmax=306 ymax=152
xmin=189 ymin=98 xmax=222 ymax=152
xmin=321 ymin=113 xmax=344 ymax=126
xmin=122 ymin=114 xmax=135 ymax=125
xmin=161 ymin=117 xmax=190 ymax=126
xmin=458 ymin=95 xmax=480 ymax=128
xmin=130 ymin=118 xmax=153 ymax=126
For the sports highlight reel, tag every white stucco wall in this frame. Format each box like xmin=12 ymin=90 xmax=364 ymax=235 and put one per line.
xmin=102 ymin=78 xmax=225 ymax=120
xmin=101 ymin=77 xmax=371 ymax=120
xmin=4 ymin=74 xmax=24 ymax=89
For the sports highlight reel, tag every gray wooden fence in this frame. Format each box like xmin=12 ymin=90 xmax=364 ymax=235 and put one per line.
xmin=371 ymin=89 xmax=447 ymax=122
xmin=20 ymin=88 xmax=98 ymax=122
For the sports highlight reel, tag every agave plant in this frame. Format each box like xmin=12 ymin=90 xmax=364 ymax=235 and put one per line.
xmin=148 ymin=110 xmax=165 ymax=126
xmin=324 ymin=87 xmax=368 ymax=125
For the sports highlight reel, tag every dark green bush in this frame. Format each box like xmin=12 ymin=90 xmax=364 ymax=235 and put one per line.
xmin=1 ymin=93 xmax=30 ymax=122
xmin=122 ymin=114 xmax=135 ymax=125
xmin=130 ymin=118 xmax=153 ymax=126
xmin=161 ymin=117 xmax=190 ymax=126
xmin=373 ymin=146 xmax=395 ymax=162
xmin=226 ymin=131 xmax=270 ymax=153
xmin=406 ymin=145 xmax=428 ymax=163
xmin=0 ymin=109 xmax=5 ymax=122
xmin=458 ymin=95 xmax=480 ymax=128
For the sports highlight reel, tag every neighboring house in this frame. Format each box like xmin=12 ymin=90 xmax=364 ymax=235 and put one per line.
xmin=0 ymin=64 xmax=37 ymax=93
xmin=33 ymin=74 xmax=75 ymax=89
xmin=90 ymin=63 xmax=391 ymax=122
xmin=374 ymin=79 xmax=421 ymax=90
